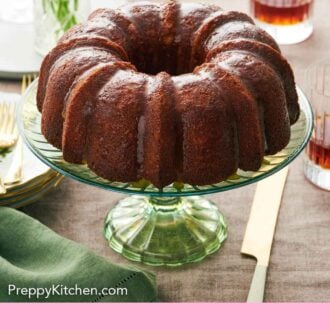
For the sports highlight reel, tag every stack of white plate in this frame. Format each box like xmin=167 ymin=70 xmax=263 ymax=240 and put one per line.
xmin=0 ymin=92 xmax=62 ymax=208
xmin=0 ymin=142 xmax=63 ymax=208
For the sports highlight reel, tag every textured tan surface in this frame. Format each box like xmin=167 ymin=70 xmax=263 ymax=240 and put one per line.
xmin=1 ymin=0 xmax=330 ymax=302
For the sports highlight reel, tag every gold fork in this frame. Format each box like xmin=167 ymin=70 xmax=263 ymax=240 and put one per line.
xmin=0 ymin=102 xmax=17 ymax=149
xmin=3 ymin=75 xmax=37 ymax=190
xmin=0 ymin=102 xmax=18 ymax=193
xmin=0 ymin=175 xmax=5 ymax=194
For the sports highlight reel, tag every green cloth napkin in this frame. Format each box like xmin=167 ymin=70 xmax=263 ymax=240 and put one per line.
xmin=0 ymin=207 xmax=157 ymax=302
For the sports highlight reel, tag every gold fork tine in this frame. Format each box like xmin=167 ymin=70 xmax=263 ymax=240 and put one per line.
xmin=21 ymin=75 xmax=27 ymax=95
xmin=0 ymin=177 xmax=5 ymax=194
xmin=0 ymin=103 xmax=5 ymax=134
xmin=0 ymin=100 xmax=18 ymax=193
xmin=0 ymin=101 xmax=17 ymax=149
xmin=0 ymin=103 xmax=4 ymax=134
xmin=22 ymin=74 xmax=35 ymax=94
xmin=7 ymin=103 xmax=16 ymax=136
xmin=1 ymin=103 xmax=10 ymax=134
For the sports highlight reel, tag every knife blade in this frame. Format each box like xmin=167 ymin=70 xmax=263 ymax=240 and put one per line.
xmin=241 ymin=166 xmax=289 ymax=302
xmin=4 ymin=136 xmax=23 ymax=185
xmin=0 ymin=176 xmax=6 ymax=194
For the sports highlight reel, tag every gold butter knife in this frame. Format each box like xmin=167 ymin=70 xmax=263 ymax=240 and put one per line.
xmin=3 ymin=75 xmax=35 ymax=188
xmin=241 ymin=166 xmax=289 ymax=303
xmin=4 ymin=136 xmax=23 ymax=185
xmin=0 ymin=177 xmax=6 ymax=194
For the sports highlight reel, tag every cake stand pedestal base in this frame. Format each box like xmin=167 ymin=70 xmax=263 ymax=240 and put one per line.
xmin=104 ymin=195 xmax=227 ymax=266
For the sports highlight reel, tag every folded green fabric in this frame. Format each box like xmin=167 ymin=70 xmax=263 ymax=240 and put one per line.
xmin=0 ymin=207 xmax=157 ymax=302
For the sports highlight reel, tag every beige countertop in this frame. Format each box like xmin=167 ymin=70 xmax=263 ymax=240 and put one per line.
xmin=1 ymin=0 xmax=329 ymax=302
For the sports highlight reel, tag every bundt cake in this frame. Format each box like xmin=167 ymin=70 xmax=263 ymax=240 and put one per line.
xmin=37 ymin=0 xmax=300 ymax=188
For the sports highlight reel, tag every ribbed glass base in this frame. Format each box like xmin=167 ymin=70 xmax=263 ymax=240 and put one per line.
xmin=304 ymin=157 xmax=330 ymax=191
xmin=104 ymin=195 xmax=227 ymax=266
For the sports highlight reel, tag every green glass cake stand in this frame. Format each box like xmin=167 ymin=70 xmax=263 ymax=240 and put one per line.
xmin=18 ymin=80 xmax=313 ymax=266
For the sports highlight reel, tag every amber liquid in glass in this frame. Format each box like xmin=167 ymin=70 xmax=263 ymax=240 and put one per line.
xmin=308 ymin=141 xmax=330 ymax=170
xmin=307 ymin=114 xmax=330 ymax=170
xmin=253 ymin=1 xmax=313 ymax=25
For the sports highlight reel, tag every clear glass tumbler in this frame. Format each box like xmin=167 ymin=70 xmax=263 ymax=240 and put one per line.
xmin=34 ymin=0 xmax=90 ymax=56
xmin=303 ymin=59 xmax=330 ymax=191
xmin=250 ymin=0 xmax=314 ymax=45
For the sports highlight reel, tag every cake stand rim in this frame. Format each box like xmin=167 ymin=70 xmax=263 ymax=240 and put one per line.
xmin=17 ymin=80 xmax=314 ymax=197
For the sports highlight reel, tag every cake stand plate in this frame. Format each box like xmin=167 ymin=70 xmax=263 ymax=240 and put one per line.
xmin=18 ymin=80 xmax=313 ymax=266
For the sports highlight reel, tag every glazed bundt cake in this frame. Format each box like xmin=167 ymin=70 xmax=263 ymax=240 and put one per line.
xmin=37 ymin=0 xmax=300 ymax=188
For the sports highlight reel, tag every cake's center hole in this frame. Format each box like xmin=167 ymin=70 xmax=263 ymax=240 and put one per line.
xmin=131 ymin=49 xmax=198 ymax=76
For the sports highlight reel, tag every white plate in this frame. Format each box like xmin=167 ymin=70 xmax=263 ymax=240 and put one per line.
xmin=0 ymin=173 xmax=63 ymax=208
xmin=0 ymin=20 xmax=42 ymax=79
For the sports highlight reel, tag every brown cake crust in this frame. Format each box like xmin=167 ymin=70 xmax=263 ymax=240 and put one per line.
xmin=37 ymin=1 xmax=300 ymax=188
xmin=142 ymin=72 xmax=177 ymax=187
xmin=197 ymin=63 xmax=265 ymax=171
xmin=160 ymin=1 xmax=179 ymax=75
xmin=206 ymin=39 xmax=299 ymax=124
xmin=191 ymin=11 xmax=255 ymax=67
xmin=37 ymin=37 xmax=128 ymax=111
xmin=86 ymin=69 xmax=147 ymax=182
xmin=59 ymin=8 xmax=142 ymax=58
xmin=173 ymin=73 xmax=238 ymax=185
xmin=176 ymin=3 xmax=221 ymax=74
xmin=41 ymin=48 xmax=121 ymax=149
xmin=210 ymin=51 xmax=291 ymax=154
xmin=118 ymin=2 xmax=162 ymax=74
xmin=205 ymin=22 xmax=280 ymax=55
xmin=62 ymin=62 xmax=136 ymax=164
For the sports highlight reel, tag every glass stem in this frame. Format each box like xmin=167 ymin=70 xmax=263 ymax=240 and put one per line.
xmin=149 ymin=197 xmax=182 ymax=212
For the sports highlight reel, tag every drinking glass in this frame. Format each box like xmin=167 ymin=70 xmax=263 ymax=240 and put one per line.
xmin=303 ymin=59 xmax=330 ymax=191
xmin=34 ymin=0 xmax=90 ymax=56
xmin=250 ymin=0 xmax=314 ymax=45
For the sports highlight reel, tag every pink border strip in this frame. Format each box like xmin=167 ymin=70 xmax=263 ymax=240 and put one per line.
xmin=1 ymin=303 xmax=328 ymax=329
